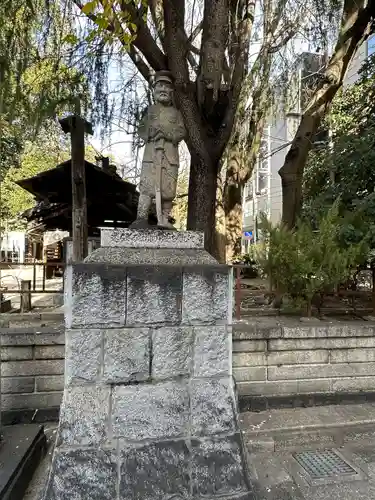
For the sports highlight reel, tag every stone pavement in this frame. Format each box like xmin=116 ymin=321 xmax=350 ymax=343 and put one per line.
xmin=23 ymin=403 xmax=375 ymax=499
xmin=242 ymin=403 xmax=375 ymax=499
xmin=248 ymin=443 xmax=375 ymax=499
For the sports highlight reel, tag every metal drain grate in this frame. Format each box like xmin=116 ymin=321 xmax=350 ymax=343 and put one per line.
xmin=293 ymin=450 xmax=358 ymax=479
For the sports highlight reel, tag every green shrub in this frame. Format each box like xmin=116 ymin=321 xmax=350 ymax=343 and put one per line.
xmin=255 ymin=203 xmax=365 ymax=315
xmin=232 ymin=248 xmax=259 ymax=279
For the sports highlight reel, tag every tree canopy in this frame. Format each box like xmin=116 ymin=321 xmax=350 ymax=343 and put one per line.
xmin=303 ymin=53 xmax=375 ymax=251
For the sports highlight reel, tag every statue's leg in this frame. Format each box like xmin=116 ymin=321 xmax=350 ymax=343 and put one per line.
xmin=137 ymin=193 xmax=152 ymax=220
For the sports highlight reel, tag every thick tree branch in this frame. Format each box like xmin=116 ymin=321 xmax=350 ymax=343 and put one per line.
xmin=148 ymin=0 xmax=167 ymax=51
xmin=279 ymin=0 xmax=375 ymax=228
xmin=163 ymin=0 xmax=211 ymax=165
xmin=217 ymin=0 xmax=255 ymax=153
xmin=128 ymin=46 xmax=152 ymax=82
xmin=198 ymin=0 xmax=229 ymax=104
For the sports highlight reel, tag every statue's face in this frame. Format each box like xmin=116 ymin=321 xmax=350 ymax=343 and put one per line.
xmin=154 ymin=81 xmax=173 ymax=105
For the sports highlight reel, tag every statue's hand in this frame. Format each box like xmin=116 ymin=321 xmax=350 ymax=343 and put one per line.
xmin=153 ymin=130 xmax=165 ymax=141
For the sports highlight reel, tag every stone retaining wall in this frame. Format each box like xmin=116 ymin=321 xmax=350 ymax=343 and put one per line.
xmin=234 ymin=320 xmax=375 ymax=398
xmin=4 ymin=316 xmax=375 ymax=414
xmin=0 ymin=314 xmax=64 ymax=413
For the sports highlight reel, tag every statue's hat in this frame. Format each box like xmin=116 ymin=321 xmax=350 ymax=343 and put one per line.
xmin=154 ymin=70 xmax=173 ymax=85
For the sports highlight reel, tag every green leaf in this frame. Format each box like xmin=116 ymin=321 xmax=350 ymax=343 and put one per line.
xmin=81 ymin=1 xmax=97 ymax=15
xmin=63 ymin=33 xmax=78 ymax=45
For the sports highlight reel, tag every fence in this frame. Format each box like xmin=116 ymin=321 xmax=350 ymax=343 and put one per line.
xmin=0 ymin=262 xmax=65 ymax=311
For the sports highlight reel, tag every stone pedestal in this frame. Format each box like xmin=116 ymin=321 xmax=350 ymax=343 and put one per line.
xmin=44 ymin=229 xmax=254 ymax=500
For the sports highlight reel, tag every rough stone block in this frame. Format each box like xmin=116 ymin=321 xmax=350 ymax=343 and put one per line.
xmin=59 ymin=385 xmax=110 ymax=446
xmin=102 ymin=227 xmax=204 ymax=249
xmin=2 ymin=359 xmax=64 ymax=377
xmin=269 ymin=337 xmax=375 ymax=351
xmin=191 ymin=378 xmax=237 ymax=436
xmin=236 ymin=379 xmax=331 ymax=396
xmin=233 ymin=367 xmax=267 ymax=383
xmin=232 ymin=352 xmax=266 ymax=367
xmin=66 ymin=264 xmax=127 ymax=328
xmin=36 ymin=375 xmax=64 ymax=392
xmin=119 ymin=440 xmax=190 ymax=500
xmin=268 ymin=362 xmax=375 ymax=381
xmin=126 ymin=266 xmax=182 ymax=326
xmin=282 ymin=324 xmax=375 ymax=339
xmin=332 ymin=376 xmax=375 ymax=392
xmin=103 ymin=328 xmax=150 ymax=383
xmin=45 ymin=448 xmax=117 ymax=500
xmin=182 ymin=268 xmax=229 ymax=325
xmin=1 ymin=332 xmax=35 ymax=346
xmin=1 ymin=391 xmax=62 ymax=410
xmin=1 ymin=377 xmax=35 ymax=394
xmin=65 ymin=329 xmax=101 ymax=385
xmin=232 ymin=340 xmax=267 ymax=352
xmin=233 ymin=323 xmax=282 ymax=341
xmin=191 ymin=434 xmax=249 ymax=498
xmin=152 ymin=326 xmax=193 ymax=379
xmin=35 ymin=329 xmax=65 ymax=345
xmin=330 ymin=348 xmax=375 ymax=363
xmin=35 ymin=345 xmax=65 ymax=360
xmin=112 ymin=381 xmax=189 ymax=440
xmin=193 ymin=326 xmax=229 ymax=377
xmin=1 ymin=346 xmax=33 ymax=361
xmin=267 ymin=350 xmax=329 ymax=365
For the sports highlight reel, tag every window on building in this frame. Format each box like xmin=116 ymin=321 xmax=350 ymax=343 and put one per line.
xmin=257 ymin=138 xmax=269 ymax=193
xmin=243 ymin=202 xmax=254 ymax=218
xmin=244 ymin=180 xmax=253 ymax=200
xmin=368 ymin=34 xmax=375 ymax=57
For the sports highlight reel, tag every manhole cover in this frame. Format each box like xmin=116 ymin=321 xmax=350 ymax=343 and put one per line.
xmin=293 ymin=450 xmax=358 ymax=479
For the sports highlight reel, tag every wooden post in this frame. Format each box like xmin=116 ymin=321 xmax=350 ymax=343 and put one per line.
xmin=59 ymin=109 xmax=93 ymax=262
xmin=20 ymin=280 xmax=32 ymax=312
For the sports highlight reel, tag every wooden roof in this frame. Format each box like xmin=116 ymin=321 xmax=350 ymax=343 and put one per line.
xmin=17 ymin=160 xmax=139 ymax=232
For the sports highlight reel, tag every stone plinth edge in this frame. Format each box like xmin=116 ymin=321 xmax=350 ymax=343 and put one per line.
xmin=101 ymin=228 xmax=204 ymax=249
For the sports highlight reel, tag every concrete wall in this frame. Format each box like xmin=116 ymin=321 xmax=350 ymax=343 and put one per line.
xmin=234 ymin=321 xmax=375 ymax=398
xmin=0 ymin=314 xmax=64 ymax=413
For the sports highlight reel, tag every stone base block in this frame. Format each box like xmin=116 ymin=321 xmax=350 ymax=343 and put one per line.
xmin=44 ymin=434 xmax=254 ymax=500
xmin=45 ymin=229 xmax=253 ymax=499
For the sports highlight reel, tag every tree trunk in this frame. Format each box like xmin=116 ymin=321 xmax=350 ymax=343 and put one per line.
xmin=187 ymin=151 xmax=218 ymax=258
xmin=224 ymin=182 xmax=243 ymax=262
xmin=279 ymin=0 xmax=374 ymax=229
xmin=214 ymin=172 xmax=227 ymax=264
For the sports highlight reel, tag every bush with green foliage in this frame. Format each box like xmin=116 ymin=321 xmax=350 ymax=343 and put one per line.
xmin=256 ymin=204 xmax=365 ymax=315
xmin=232 ymin=250 xmax=259 ymax=279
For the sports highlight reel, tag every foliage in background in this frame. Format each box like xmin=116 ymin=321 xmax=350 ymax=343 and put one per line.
xmin=256 ymin=205 xmax=365 ymax=315
xmin=303 ymin=54 xmax=375 ymax=255
xmin=0 ymin=1 xmax=88 ymax=181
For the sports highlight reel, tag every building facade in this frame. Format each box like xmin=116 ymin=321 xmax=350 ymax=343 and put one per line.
xmin=242 ymin=36 xmax=375 ymax=252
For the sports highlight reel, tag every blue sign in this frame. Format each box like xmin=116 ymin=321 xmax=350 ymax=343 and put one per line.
xmin=244 ymin=231 xmax=253 ymax=239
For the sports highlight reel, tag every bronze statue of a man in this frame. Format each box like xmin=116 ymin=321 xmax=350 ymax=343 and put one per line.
xmin=132 ymin=71 xmax=185 ymax=228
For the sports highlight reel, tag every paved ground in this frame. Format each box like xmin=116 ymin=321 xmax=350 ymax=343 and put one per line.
xmin=249 ymin=443 xmax=375 ymax=499
xmin=23 ymin=404 xmax=375 ymax=499
xmin=243 ymin=403 xmax=375 ymax=499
